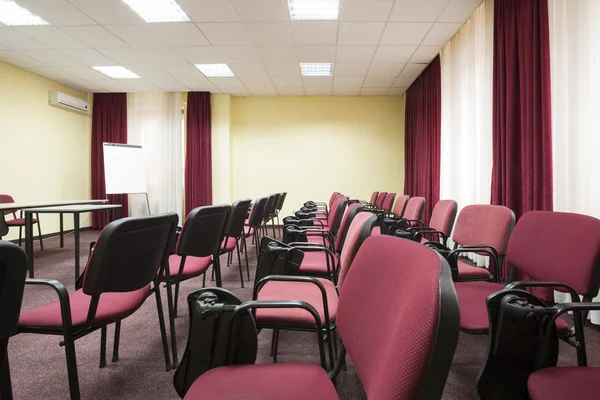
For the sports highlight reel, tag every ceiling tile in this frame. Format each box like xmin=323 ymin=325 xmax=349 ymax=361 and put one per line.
xmin=60 ymin=49 xmax=116 ymax=66
xmin=179 ymin=0 xmax=239 ymax=22
xmin=215 ymin=46 xmax=261 ymax=63
xmin=333 ymin=77 xmax=365 ymax=87
xmin=292 ymin=21 xmax=338 ymax=45
xmin=125 ymin=64 xmax=174 ymax=80
xmin=176 ymin=46 xmax=224 ymax=63
xmin=88 ymin=79 xmax=132 ymax=92
xmin=421 ymin=23 xmax=462 ymax=46
xmin=244 ymin=23 xmax=294 ymax=46
xmin=97 ymin=48 xmax=149 ymax=65
xmin=264 ymin=63 xmax=301 ymax=77
xmin=256 ymin=46 xmax=297 ymax=63
xmin=296 ymin=46 xmax=336 ymax=62
xmin=389 ymin=0 xmax=450 ymax=22
xmin=339 ymin=0 xmax=395 ymax=22
xmin=117 ymin=79 xmax=160 ymax=90
xmin=25 ymin=67 xmax=73 ymax=80
xmin=229 ymin=88 xmax=252 ymax=96
xmin=197 ymin=23 xmax=252 ymax=46
xmin=105 ymin=25 xmax=168 ymax=47
xmin=380 ymin=23 xmax=433 ymax=46
xmin=21 ymin=50 xmax=82 ymax=67
xmin=161 ymin=64 xmax=205 ymax=79
xmin=338 ymin=22 xmax=385 ymax=45
xmin=16 ymin=0 xmax=97 ymax=26
xmin=0 ymin=50 xmax=48 ymax=67
xmin=151 ymin=23 xmax=210 ymax=47
xmin=363 ymin=75 xmax=395 ymax=87
xmin=333 ymin=62 xmax=370 ymax=77
xmin=0 ymin=29 xmax=47 ymax=50
xmin=373 ymin=46 xmax=416 ymax=63
xmin=16 ymin=27 xmax=88 ymax=49
xmin=333 ymin=86 xmax=361 ymax=96
xmin=61 ymin=26 xmax=128 ymax=48
xmin=400 ymin=63 xmax=428 ymax=77
xmin=240 ymin=77 xmax=274 ymax=87
xmin=150 ymin=79 xmax=190 ymax=92
xmin=335 ymin=46 xmax=376 ymax=62
xmin=276 ymin=87 xmax=305 ymax=96
xmin=387 ymin=87 xmax=407 ymax=95
xmin=135 ymin=47 xmax=189 ymax=65
xmin=65 ymin=0 xmax=145 ymax=24
xmin=249 ymin=87 xmax=278 ymax=96
xmin=178 ymin=77 xmax=219 ymax=91
xmin=209 ymin=77 xmax=246 ymax=90
xmin=303 ymin=77 xmax=333 ymax=87
xmin=231 ymin=0 xmax=290 ymax=22
xmin=361 ymin=87 xmax=389 ymax=95
xmin=305 ymin=86 xmax=333 ymax=96
xmin=58 ymin=66 xmax=107 ymax=79
xmin=410 ymin=46 xmax=441 ymax=63
xmin=55 ymin=77 xmax=91 ymax=91
xmin=271 ymin=76 xmax=303 ymax=88
xmin=394 ymin=75 xmax=418 ymax=87
xmin=438 ymin=0 xmax=482 ymax=23
xmin=228 ymin=63 xmax=268 ymax=77
xmin=367 ymin=62 xmax=406 ymax=76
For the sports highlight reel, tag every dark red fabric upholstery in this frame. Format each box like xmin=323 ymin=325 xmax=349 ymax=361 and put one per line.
xmin=452 ymin=205 xmax=514 ymax=256
xmin=375 ymin=192 xmax=387 ymax=208
xmin=528 ymin=367 xmax=600 ymax=400
xmin=335 ymin=203 xmax=362 ymax=250
xmin=371 ymin=226 xmax=381 ymax=236
xmin=298 ymin=251 xmax=338 ymax=276
xmin=392 ymin=195 xmax=410 ymax=217
xmin=166 ymin=254 xmax=211 ymax=279
xmin=369 ymin=192 xmax=378 ymax=205
xmin=0 ymin=194 xmax=17 ymax=215
xmin=429 ymin=200 xmax=457 ymax=237
xmin=336 ymin=235 xmax=441 ymax=399
xmin=220 ymin=237 xmax=237 ymax=253
xmin=381 ymin=193 xmax=396 ymax=212
xmin=19 ymin=286 xmax=149 ymax=328
xmin=6 ymin=218 xmax=38 ymax=226
xmin=337 ymin=212 xmax=373 ymax=290
xmin=457 ymin=259 xmax=491 ymax=279
xmin=256 ymin=278 xmax=338 ymax=325
xmin=403 ymin=197 xmax=425 ymax=222
xmin=183 ymin=363 xmax=338 ymax=400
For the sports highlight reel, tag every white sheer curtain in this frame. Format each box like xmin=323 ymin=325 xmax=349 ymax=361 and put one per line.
xmin=127 ymin=92 xmax=184 ymax=222
xmin=549 ymin=0 xmax=600 ymax=323
xmin=440 ymin=0 xmax=494 ymax=264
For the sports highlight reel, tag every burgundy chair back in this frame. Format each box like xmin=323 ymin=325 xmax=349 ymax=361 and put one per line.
xmin=327 ymin=196 xmax=349 ymax=235
xmin=0 ymin=195 xmax=16 ymax=216
xmin=176 ymin=205 xmax=231 ymax=259
xmin=335 ymin=203 xmax=363 ymax=251
xmin=403 ymin=197 xmax=426 ymax=221
xmin=248 ymin=197 xmax=267 ymax=229
xmin=369 ymin=192 xmax=379 ymax=205
xmin=381 ymin=193 xmax=396 ymax=212
xmin=328 ymin=192 xmax=340 ymax=208
xmin=224 ymin=199 xmax=252 ymax=239
xmin=392 ymin=195 xmax=410 ymax=217
xmin=336 ymin=235 xmax=459 ymax=399
xmin=452 ymin=205 xmax=515 ymax=257
xmin=429 ymin=200 xmax=458 ymax=237
xmin=506 ymin=211 xmax=600 ymax=298
xmin=337 ymin=211 xmax=377 ymax=290
xmin=375 ymin=192 xmax=387 ymax=208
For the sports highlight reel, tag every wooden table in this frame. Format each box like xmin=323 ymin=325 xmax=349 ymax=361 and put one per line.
xmin=24 ymin=204 xmax=121 ymax=281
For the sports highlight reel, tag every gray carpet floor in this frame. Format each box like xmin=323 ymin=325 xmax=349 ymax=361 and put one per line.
xmin=7 ymin=229 xmax=600 ymax=399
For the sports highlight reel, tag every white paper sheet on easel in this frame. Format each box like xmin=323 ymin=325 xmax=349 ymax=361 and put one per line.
xmin=103 ymin=143 xmax=147 ymax=195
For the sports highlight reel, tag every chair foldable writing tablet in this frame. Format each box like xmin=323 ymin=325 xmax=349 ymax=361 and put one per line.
xmin=18 ymin=213 xmax=179 ymax=400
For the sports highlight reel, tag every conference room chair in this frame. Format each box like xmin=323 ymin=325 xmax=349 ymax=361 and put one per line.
xmin=301 ymin=196 xmax=349 ymax=250
xmin=0 ymin=242 xmax=27 ymax=399
xmin=245 ymin=197 xmax=268 ymax=258
xmin=392 ymin=194 xmax=410 ymax=217
xmin=254 ymin=210 xmax=377 ymax=367
xmin=401 ymin=196 xmax=426 ymax=225
xmin=374 ymin=191 xmax=388 ymax=209
xmin=409 ymin=200 xmax=458 ymax=245
xmin=368 ymin=191 xmax=379 ymax=206
xmin=450 ymin=205 xmax=515 ymax=282
xmin=18 ymin=213 xmax=178 ymax=400
xmin=261 ymin=194 xmax=277 ymax=238
xmin=380 ymin=192 xmax=396 ymax=212
xmin=183 ymin=234 xmax=460 ymax=400
xmin=219 ymin=199 xmax=252 ymax=288
xmin=308 ymin=191 xmax=340 ymax=217
xmin=0 ymin=194 xmax=43 ymax=250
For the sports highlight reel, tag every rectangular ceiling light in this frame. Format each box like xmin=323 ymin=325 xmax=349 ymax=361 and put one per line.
xmin=301 ymin=63 xmax=334 ymax=77
xmin=122 ymin=0 xmax=190 ymax=23
xmin=195 ymin=64 xmax=235 ymax=78
xmin=92 ymin=66 xmax=140 ymax=79
xmin=289 ymin=0 xmax=339 ymax=20
xmin=0 ymin=1 xmax=48 ymax=26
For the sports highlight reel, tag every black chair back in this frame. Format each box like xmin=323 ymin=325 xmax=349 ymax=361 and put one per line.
xmin=276 ymin=192 xmax=287 ymax=213
xmin=177 ymin=205 xmax=231 ymax=258
xmin=248 ymin=197 xmax=267 ymax=229
xmin=270 ymin=194 xmax=281 ymax=218
xmin=224 ymin=199 xmax=252 ymax=239
xmin=262 ymin=195 xmax=276 ymax=223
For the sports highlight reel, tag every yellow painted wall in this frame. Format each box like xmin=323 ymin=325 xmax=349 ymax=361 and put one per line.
xmin=229 ymin=96 xmax=405 ymax=218
xmin=0 ymin=61 xmax=92 ymax=240
xmin=211 ymin=93 xmax=233 ymax=205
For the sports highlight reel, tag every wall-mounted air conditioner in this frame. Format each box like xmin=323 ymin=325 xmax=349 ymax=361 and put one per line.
xmin=48 ymin=91 xmax=90 ymax=115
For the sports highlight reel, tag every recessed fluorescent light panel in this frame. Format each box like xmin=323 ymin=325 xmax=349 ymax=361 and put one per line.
xmin=122 ymin=0 xmax=190 ymax=23
xmin=289 ymin=0 xmax=339 ymax=20
xmin=0 ymin=1 xmax=48 ymax=26
xmin=92 ymin=66 xmax=140 ymax=79
xmin=195 ymin=64 xmax=235 ymax=78
xmin=300 ymin=63 xmax=334 ymax=77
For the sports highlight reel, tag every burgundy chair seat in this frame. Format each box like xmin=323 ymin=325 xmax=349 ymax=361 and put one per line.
xmin=184 ymin=363 xmax=338 ymax=400
xmin=528 ymin=367 xmax=600 ymax=400
xmin=19 ymin=286 xmax=150 ymax=329
xmin=244 ymin=226 xmax=255 ymax=236
xmin=457 ymin=259 xmax=492 ymax=279
xmin=167 ymin=254 xmax=211 ymax=279
xmin=371 ymin=226 xmax=382 ymax=236
xmin=298 ymin=251 xmax=338 ymax=275
xmin=306 ymin=233 xmax=331 ymax=247
xmin=6 ymin=218 xmax=38 ymax=226
xmin=256 ymin=278 xmax=338 ymax=325
xmin=456 ymin=281 xmax=569 ymax=332
xmin=220 ymin=237 xmax=237 ymax=252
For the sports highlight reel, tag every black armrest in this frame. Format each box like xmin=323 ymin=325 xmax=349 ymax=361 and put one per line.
xmin=451 ymin=245 xmax=500 ymax=282
xmin=505 ymin=281 xmax=580 ymax=304
xmin=287 ymin=244 xmax=337 ymax=276
xmin=20 ymin=279 xmax=75 ymax=333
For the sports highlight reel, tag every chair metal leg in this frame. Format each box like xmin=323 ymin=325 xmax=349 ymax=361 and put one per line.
xmin=154 ymin=287 xmax=173 ymax=371
xmin=272 ymin=329 xmax=280 ymax=363
xmin=332 ymin=328 xmax=338 ymax=361
xmin=163 ymin=279 xmax=178 ymax=370
xmin=242 ymin=236 xmax=250 ymax=281
xmin=112 ymin=321 xmax=121 ymax=362
xmin=326 ymin=328 xmax=334 ymax=370
xmin=236 ymin=242 xmax=244 ymax=288
xmin=99 ymin=326 xmax=107 ymax=368
xmin=18 ymin=226 xmax=22 ymax=248
xmin=174 ymin=281 xmax=181 ymax=318
xmin=254 ymin=231 xmax=259 ymax=259
xmin=63 ymin=328 xmax=81 ymax=400
xmin=271 ymin=219 xmax=276 ymax=238
xmin=36 ymin=215 xmax=43 ymax=251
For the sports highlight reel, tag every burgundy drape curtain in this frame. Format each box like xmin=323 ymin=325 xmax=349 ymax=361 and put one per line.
xmin=492 ymin=0 xmax=553 ymax=295
xmin=185 ymin=92 xmax=212 ymax=216
xmin=404 ymin=56 xmax=442 ymax=225
xmin=91 ymin=93 xmax=129 ymax=229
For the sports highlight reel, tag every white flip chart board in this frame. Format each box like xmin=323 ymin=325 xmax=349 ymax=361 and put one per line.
xmin=103 ymin=143 xmax=148 ymax=195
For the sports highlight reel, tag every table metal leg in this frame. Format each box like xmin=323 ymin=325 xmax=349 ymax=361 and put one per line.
xmin=25 ymin=212 xmax=34 ymax=278
xmin=74 ymin=213 xmax=80 ymax=282
xmin=60 ymin=213 xmax=64 ymax=248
